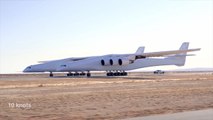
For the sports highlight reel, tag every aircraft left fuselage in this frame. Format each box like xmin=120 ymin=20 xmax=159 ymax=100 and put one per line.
xmin=23 ymin=42 xmax=200 ymax=77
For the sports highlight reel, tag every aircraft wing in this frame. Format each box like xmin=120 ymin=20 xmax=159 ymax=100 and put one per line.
xmin=137 ymin=48 xmax=200 ymax=58
xmin=38 ymin=60 xmax=55 ymax=63
xmin=38 ymin=57 xmax=88 ymax=63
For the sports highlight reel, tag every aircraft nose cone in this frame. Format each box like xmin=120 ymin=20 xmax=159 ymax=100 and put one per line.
xmin=23 ymin=68 xmax=28 ymax=72
xmin=23 ymin=68 xmax=29 ymax=72
xmin=23 ymin=66 xmax=32 ymax=72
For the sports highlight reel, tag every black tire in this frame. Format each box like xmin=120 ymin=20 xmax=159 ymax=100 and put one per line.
xmin=120 ymin=72 xmax=124 ymax=76
xmin=107 ymin=73 xmax=110 ymax=76
xmin=109 ymin=72 xmax=113 ymax=76
xmin=87 ymin=73 xmax=91 ymax=77
xmin=113 ymin=72 xmax=118 ymax=76
xmin=49 ymin=73 xmax=53 ymax=77
xmin=117 ymin=72 xmax=121 ymax=76
xmin=74 ymin=73 xmax=79 ymax=76
xmin=67 ymin=73 xmax=73 ymax=76
xmin=124 ymin=72 xmax=127 ymax=76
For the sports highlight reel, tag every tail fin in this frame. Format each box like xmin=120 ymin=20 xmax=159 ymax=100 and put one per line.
xmin=179 ymin=42 xmax=189 ymax=51
xmin=135 ymin=46 xmax=145 ymax=55
xmin=170 ymin=42 xmax=189 ymax=66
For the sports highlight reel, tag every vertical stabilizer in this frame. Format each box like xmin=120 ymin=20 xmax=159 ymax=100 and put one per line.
xmin=135 ymin=46 xmax=145 ymax=55
xmin=179 ymin=42 xmax=189 ymax=51
xmin=169 ymin=42 xmax=189 ymax=66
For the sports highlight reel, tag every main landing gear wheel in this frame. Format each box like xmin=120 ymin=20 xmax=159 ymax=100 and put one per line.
xmin=49 ymin=72 xmax=53 ymax=77
xmin=66 ymin=72 xmax=91 ymax=77
xmin=74 ymin=73 xmax=80 ymax=76
xmin=80 ymin=72 xmax=86 ymax=76
xmin=67 ymin=73 xmax=73 ymax=76
xmin=87 ymin=73 xmax=91 ymax=77
xmin=106 ymin=71 xmax=128 ymax=76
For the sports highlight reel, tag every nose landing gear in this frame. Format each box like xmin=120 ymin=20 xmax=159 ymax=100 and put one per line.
xmin=49 ymin=72 xmax=53 ymax=77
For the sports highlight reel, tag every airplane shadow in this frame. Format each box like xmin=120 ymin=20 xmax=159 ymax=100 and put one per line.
xmin=51 ymin=75 xmax=155 ymax=80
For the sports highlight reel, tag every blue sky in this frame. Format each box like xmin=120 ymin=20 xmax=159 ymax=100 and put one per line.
xmin=0 ymin=0 xmax=212 ymax=73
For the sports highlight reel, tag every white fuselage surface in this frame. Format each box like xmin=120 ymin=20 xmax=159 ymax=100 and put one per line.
xmin=23 ymin=42 xmax=200 ymax=77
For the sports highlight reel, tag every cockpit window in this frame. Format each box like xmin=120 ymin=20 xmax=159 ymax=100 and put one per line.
xmin=27 ymin=66 xmax=31 ymax=69
xmin=61 ymin=65 xmax=67 ymax=67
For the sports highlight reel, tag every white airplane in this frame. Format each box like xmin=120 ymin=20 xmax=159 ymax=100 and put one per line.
xmin=23 ymin=42 xmax=200 ymax=77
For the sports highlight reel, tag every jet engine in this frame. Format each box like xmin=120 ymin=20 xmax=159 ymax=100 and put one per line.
xmin=101 ymin=59 xmax=111 ymax=66
xmin=101 ymin=57 xmax=134 ymax=66
xmin=101 ymin=58 xmax=119 ymax=66
xmin=109 ymin=58 xmax=119 ymax=66
xmin=118 ymin=58 xmax=133 ymax=66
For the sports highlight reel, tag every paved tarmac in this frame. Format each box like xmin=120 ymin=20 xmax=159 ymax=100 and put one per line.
xmin=125 ymin=109 xmax=213 ymax=120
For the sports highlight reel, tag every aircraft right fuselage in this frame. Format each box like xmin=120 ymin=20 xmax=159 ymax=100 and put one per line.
xmin=23 ymin=42 xmax=200 ymax=77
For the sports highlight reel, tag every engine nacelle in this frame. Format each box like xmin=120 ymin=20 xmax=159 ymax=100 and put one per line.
xmin=118 ymin=58 xmax=132 ymax=66
xmin=101 ymin=57 xmax=134 ymax=66
xmin=109 ymin=58 xmax=119 ymax=66
xmin=101 ymin=59 xmax=110 ymax=66
xmin=101 ymin=58 xmax=119 ymax=66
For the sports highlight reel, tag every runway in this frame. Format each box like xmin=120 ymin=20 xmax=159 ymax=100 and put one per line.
xmin=0 ymin=72 xmax=213 ymax=119
xmin=125 ymin=109 xmax=213 ymax=120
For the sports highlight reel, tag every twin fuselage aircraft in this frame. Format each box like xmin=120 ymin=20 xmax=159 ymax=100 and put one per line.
xmin=23 ymin=42 xmax=200 ymax=77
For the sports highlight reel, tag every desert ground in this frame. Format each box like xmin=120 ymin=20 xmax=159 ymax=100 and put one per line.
xmin=0 ymin=72 xmax=213 ymax=120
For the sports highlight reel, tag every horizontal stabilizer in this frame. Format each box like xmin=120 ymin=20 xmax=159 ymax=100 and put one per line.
xmin=139 ymin=48 xmax=200 ymax=58
xmin=172 ymin=54 xmax=196 ymax=57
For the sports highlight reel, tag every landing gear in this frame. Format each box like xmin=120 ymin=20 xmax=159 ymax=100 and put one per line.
xmin=49 ymin=72 xmax=53 ymax=77
xmin=67 ymin=72 xmax=73 ymax=76
xmin=86 ymin=72 xmax=91 ymax=77
xmin=74 ymin=72 xmax=80 ymax=76
xmin=80 ymin=72 xmax=86 ymax=76
xmin=106 ymin=71 xmax=127 ymax=76
xmin=106 ymin=72 xmax=112 ymax=76
xmin=66 ymin=71 xmax=91 ymax=77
